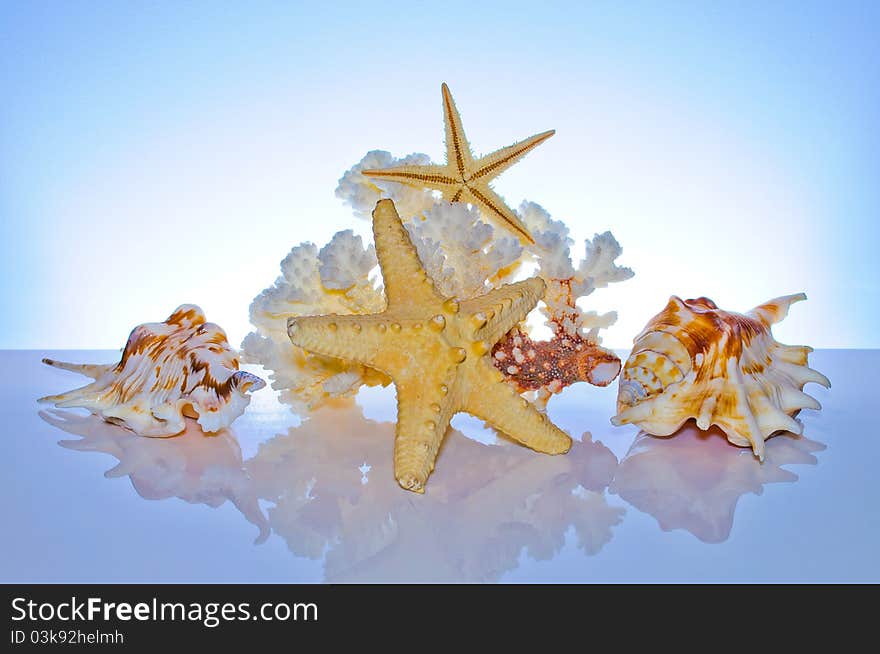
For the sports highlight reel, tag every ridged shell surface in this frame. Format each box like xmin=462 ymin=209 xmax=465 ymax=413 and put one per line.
xmin=40 ymin=305 xmax=265 ymax=436
xmin=611 ymin=294 xmax=830 ymax=459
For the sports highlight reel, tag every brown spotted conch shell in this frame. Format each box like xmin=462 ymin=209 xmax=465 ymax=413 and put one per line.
xmin=611 ymin=294 xmax=830 ymax=460
xmin=39 ymin=304 xmax=265 ymax=436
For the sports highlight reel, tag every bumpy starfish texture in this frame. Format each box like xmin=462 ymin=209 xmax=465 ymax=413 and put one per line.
xmin=362 ymin=83 xmax=554 ymax=245
xmin=287 ymin=199 xmax=572 ymax=493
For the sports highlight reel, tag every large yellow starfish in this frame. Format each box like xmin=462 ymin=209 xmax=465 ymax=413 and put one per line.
xmin=362 ymin=83 xmax=554 ymax=245
xmin=287 ymin=199 xmax=572 ymax=492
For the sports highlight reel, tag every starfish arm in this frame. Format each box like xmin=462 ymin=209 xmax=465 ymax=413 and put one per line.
xmin=460 ymin=277 xmax=546 ymax=346
xmin=393 ymin=371 xmax=459 ymax=493
xmin=469 ymin=129 xmax=555 ymax=182
xmin=371 ymin=199 xmax=443 ymax=309
xmin=287 ymin=314 xmax=392 ymax=369
xmin=463 ymin=363 xmax=572 ymax=455
xmin=463 ymin=183 xmax=535 ymax=244
xmin=361 ymin=164 xmax=460 ymax=192
xmin=441 ymin=82 xmax=474 ymax=175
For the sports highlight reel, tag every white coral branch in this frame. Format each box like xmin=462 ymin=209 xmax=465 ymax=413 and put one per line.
xmin=318 ymin=230 xmax=377 ymax=291
xmin=516 ymin=203 xmax=632 ymax=342
xmin=335 ymin=150 xmax=436 ymax=221
xmin=574 ymin=231 xmax=635 ymax=298
xmin=406 ymin=202 xmax=522 ymax=297
xmin=243 ymin=232 xmax=386 ymax=413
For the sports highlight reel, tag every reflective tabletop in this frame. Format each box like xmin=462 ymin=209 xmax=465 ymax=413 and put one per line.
xmin=2 ymin=349 xmax=875 ymax=582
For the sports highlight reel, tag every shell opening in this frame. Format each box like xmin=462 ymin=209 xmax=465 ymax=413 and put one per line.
xmin=618 ymin=380 xmax=647 ymax=407
xmin=232 ymin=370 xmax=267 ymax=395
xmin=589 ymin=360 xmax=621 ymax=387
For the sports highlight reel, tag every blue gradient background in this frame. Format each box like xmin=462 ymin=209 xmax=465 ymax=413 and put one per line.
xmin=2 ymin=1 xmax=877 ymax=349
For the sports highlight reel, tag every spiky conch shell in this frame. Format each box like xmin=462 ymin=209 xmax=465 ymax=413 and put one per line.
xmin=611 ymin=293 xmax=830 ymax=460
xmin=39 ymin=305 xmax=265 ymax=436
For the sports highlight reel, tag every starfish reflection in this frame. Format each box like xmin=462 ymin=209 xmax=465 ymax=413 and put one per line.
xmin=610 ymin=422 xmax=825 ymax=543
xmin=39 ymin=409 xmax=270 ymax=543
xmin=247 ymin=400 xmax=622 ymax=581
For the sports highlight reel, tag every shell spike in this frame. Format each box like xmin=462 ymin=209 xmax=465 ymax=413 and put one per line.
xmin=754 ymin=403 xmax=804 ymax=439
xmin=695 ymin=395 xmax=717 ymax=431
xmin=749 ymin=292 xmax=807 ymax=326
xmin=41 ymin=358 xmax=112 ymax=380
xmin=778 ymin=361 xmax=831 ymax=389
xmin=754 ymin=440 xmax=765 ymax=462
xmin=779 ymin=385 xmax=822 ymax=412
xmin=802 ymin=366 xmax=831 ymax=389
xmin=38 ymin=380 xmax=101 ymax=405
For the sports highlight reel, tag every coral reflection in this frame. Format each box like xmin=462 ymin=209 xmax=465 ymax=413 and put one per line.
xmin=610 ymin=422 xmax=825 ymax=543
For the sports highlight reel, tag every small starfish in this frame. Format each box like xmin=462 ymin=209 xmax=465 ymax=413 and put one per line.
xmin=288 ymin=199 xmax=572 ymax=493
xmin=362 ymin=83 xmax=554 ymax=245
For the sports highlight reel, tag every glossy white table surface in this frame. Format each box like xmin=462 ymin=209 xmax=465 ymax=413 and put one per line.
xmin=2 ymin=349 xmax=874 ymax=582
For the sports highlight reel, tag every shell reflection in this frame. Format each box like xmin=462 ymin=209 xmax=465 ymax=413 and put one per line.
xmin=40 ymin=409 xmax=269 ymax=543
xmin=610 ymin=423 xmax=825 ymax=543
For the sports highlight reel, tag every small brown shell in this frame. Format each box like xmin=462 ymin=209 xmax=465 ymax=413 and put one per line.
xmin=493 ymin=328 xmax=621 ymax=400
